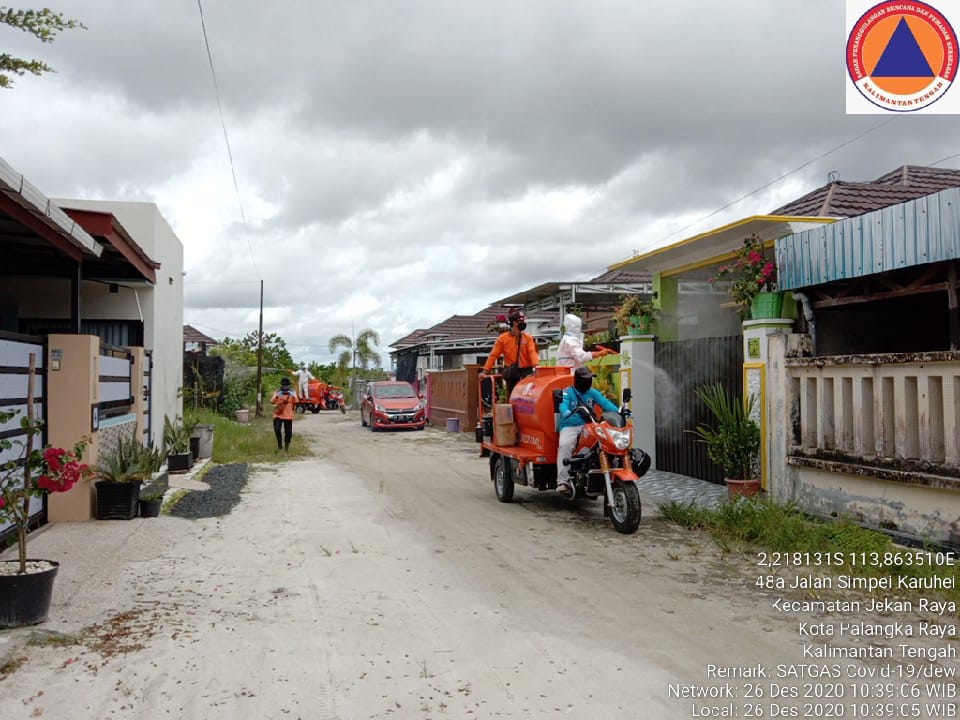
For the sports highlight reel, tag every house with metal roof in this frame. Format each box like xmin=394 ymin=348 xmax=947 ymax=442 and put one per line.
xmin=768 ymin=185 xmax=960 ymax=547
xmin=0 ymin=155 xmax=185 ymax=527
xmin=609 ymin=164 xmax=960 ymax=535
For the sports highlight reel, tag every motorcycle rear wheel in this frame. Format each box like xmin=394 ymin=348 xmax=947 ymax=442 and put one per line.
xmin=608 ymin=481 xmax=641 ymax=534
xmin=493 ymin=456 xmax=514 ymax=503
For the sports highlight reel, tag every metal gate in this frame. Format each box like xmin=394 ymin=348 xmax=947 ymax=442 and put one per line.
xmin=143 ymin=350 xmax=153 ymax=446
xmin=0 ymin=332 xmax=47 ymax=543
xmin=654 ymin=335 xmax=743 ymax=484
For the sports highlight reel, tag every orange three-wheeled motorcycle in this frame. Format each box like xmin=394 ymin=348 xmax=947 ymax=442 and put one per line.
xmin=476 ymin=367 xmax=650 ymax=534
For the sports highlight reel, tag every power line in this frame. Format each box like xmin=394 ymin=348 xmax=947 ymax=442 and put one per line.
xmin=630 ymin=118 xmax=896 ymax=258
xmin=929 ymin=152 xmax=960 ymax=166
xmin=196 ymin=0 xmax=260 ymax=279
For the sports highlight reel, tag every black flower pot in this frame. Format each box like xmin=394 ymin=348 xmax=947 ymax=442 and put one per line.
xmin=167 ymin=451 xmax=193 ymax=473
xmin=0 ymin=560 xmax=59 ymax=628
xmin=138 ymin=498 xmax=162 ymax=518
xmin=95 ymin=480 xmax=142 ymax=520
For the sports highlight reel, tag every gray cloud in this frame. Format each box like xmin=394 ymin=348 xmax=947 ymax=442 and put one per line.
xmin=2 ymin=0 xmax=958 ymax=364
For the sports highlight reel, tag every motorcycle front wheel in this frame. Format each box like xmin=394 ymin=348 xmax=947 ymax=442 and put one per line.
xmin=608 ymin=481 xmax=640 ymax=534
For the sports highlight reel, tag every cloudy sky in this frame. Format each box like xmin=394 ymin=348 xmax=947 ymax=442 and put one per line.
xmin=2 ymin=1 xmax=958 ymax=365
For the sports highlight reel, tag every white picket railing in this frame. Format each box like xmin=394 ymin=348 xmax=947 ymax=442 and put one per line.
xmin=786 ymin=353 xmax=960 ymax=471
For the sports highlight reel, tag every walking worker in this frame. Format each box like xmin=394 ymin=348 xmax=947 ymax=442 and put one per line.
xmin=270 ymin=377 xmax=297 ymax=451
xmin=480 ymin=310 xmax=540 ymax=396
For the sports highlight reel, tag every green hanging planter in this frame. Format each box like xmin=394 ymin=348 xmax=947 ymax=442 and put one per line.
xmin=750 ymin=292 xmax=784 ymax=319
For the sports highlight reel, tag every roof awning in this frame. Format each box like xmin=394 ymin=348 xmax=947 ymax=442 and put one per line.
xmin=0 ymin=156 xmax=103 ymax=269
xmin=609 ymin=215 xmax=836 ymax=280
xmin=62 ymin=208 xmax=160 ymax=284
xmin=494 ymin=279 xmax=654 ymax=314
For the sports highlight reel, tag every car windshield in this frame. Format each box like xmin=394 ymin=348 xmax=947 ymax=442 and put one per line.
xmin=373 ymin=384 xmax=416 ymax=399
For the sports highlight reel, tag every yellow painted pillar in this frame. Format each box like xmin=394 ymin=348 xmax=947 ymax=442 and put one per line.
xmin=46 ymin=334 xmax=101 ymax=523
xmin=619 ymin=331 xmax=656 ymax=464
xmin=742 ymin=319 xmax=793 ymax=489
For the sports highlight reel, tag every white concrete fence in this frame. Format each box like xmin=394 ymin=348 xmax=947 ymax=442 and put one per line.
xmin=786 ymin=353 xmax=960 ymax=470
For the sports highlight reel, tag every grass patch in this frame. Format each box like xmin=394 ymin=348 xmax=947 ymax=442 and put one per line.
xmin=659 ymin=496 xmax=960 ymax=602
xmin=185 ymin=409 xmax=312 ymax=464
xmin=161 ymin=488 xmax=190 ymax=514
xmin=0 ymin=655 xmax=28 ymax=678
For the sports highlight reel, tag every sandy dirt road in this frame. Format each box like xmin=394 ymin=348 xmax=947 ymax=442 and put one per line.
xmin=0 ymin=411 xmax=950 ymax=719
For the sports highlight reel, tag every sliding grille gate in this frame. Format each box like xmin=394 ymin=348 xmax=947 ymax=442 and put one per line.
xmin=654 ymin=335 xmax=743 ymax=484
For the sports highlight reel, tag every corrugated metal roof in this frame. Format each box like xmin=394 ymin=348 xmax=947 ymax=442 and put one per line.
xmin=776 ymin=187 xmax=960 ymax=290
xmin=0 ymin=155 xmax=102 ymax=257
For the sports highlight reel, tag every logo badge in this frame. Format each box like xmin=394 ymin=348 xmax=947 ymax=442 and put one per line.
xmin=846 ymin=1 xmax=958 ymax=113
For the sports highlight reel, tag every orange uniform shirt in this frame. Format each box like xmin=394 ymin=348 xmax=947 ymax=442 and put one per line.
xmin=270 ymin=390 xmax=296 ymax=420
xmin=483 ymin=331 xmax=540 ymax=372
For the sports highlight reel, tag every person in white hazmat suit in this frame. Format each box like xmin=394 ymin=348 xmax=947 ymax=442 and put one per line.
xmin=557 ymin=313 xmax=613 ymax=368
xmin=291 ymin=362 xmax=314 ymax=400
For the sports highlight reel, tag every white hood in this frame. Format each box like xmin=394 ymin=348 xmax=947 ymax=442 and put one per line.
xmin=563 ymin=313 xmax=582 ymax=338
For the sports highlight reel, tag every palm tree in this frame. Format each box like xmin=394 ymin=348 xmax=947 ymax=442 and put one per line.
xmin=329 ymin=329 xmax=381 ymax=391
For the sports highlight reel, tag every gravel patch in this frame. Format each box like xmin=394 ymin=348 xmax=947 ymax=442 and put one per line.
xmin=167 ymin=463 xmax=249 ymax=519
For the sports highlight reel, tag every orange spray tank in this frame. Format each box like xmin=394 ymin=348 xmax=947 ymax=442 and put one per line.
xmin=508 ymin=367 xmax=574 ymax=457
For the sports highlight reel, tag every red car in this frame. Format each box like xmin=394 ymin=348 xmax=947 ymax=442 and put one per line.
xmin=360 ymin=381 xmax=426 ymax=431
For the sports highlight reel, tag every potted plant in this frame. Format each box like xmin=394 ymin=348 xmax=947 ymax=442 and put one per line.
xmin=163 ymin=415 xmax=195 ymax=472
xmin=709 ymin=234 xmax=781 ymax=319
xmin=95 ymin=436 xmax=152 ymax=520
xmin=613 ymin=295 xmax=659 ymax=336
xmin=138 ymin=490 xmax=164 ymax=518
xmin=0 ymin=408 xmax=90 ymax=628
xmin=690 ymin=383 xmax=761 ymax=498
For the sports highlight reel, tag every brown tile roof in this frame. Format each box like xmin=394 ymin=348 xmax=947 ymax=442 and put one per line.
xmin=389 ymin=328 xmax=429 ymax=349
xmin=183 ymin=325 xmax=218 ymax=345
xmin=589 ymin=267 xmax=653 ymax=283
xmin=423 ymin=305 xmax=516 ymax=342
xmin=389 ymin=305 xmax=517 ymax=351
xmin=771 ymin=164 xmax=960 ymax=218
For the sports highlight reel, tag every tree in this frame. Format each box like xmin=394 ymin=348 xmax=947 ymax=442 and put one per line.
xmin=328 ymin=329 xmax=381 ymax=372
xmin=210 ymin=332 xmax=295 ymax=416
xmin=1 ymin=7 xmax=84 ymax=89
xmin=213 ymin=331 xmax=294 ymax=373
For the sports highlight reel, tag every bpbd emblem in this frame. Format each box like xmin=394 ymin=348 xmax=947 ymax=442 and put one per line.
xmin=847 ymin=1 xmax=957 ymax=112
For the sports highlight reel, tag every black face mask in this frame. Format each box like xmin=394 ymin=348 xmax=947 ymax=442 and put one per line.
xmin=517 ymin=322 xmax=527 ymax=331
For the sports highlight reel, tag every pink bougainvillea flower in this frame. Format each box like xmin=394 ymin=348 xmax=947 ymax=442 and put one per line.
xmin=43 ymin=447 xmax=65 ymax=472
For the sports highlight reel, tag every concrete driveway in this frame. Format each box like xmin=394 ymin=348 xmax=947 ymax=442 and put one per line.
xmin=0 ymin=411 xmax=950 ymax=719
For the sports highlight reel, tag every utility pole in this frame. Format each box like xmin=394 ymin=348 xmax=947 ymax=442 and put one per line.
xmin=350 ymin=319 xmax=357 ymax=405
xmin=255 ymin=280 xmax=264 ymax=417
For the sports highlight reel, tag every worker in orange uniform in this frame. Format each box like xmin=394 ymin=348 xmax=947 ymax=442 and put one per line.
xmin=270 ymin=377 xmax=297 ymax=451
xmin=480 ymin=310 xmax=540 ymax=397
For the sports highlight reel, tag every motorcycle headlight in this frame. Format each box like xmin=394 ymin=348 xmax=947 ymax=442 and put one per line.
xmin=610 ymin=430 xmax=631 ymax=450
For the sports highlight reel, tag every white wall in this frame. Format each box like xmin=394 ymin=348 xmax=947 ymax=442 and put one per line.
xmin=0 ymin=278 xmax=142 ymax=319
xmin=54 ymin=199 xmax=185 ymax=440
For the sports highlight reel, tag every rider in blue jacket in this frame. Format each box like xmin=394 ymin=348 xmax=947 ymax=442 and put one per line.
xmin=557 ymin=366 xmax=618 ymax=495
